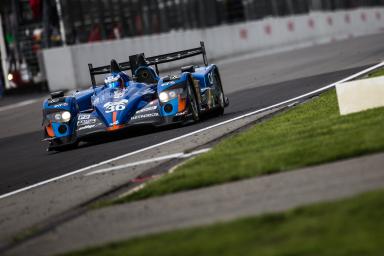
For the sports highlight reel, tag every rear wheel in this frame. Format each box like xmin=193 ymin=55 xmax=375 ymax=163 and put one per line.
xmin=187 ymin=79 xmax=200 ymax=122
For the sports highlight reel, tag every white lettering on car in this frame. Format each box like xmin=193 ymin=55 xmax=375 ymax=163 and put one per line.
xmin=136 ymin=106 xmax=158 ymax=114
xmin=207 ymin=72 xmax=214 ymax=85
xmin=104 ymin=99 xmax=128 ymax=113
xmin=143 ymin=88 xmax=156 ymax=94
xmin=110 ymin=120 xmax=120 ymax=126
xmin=175 ymin=110 xmax=188 ymax=116
xmin=162 ymin=81 xmax=176 ymax=87
xmin=78 ymin=114 xmax=91 ymax=120
xmin=53 ymin=103 xmax=69 ymax=108
xmin=78 ymin=125 xmax=96 ymax=131
xmin=113 ymin=90 xmax=125 ymax=99
xmin=131 ymin=113 xmax=159 ymax=120
xmin=77 ymin=119 xmax=97 ymax=126
xmin=105 ymin=75 xmax=120 ymax=84
xmin=78 ymin=123 xmax=102 ymax=131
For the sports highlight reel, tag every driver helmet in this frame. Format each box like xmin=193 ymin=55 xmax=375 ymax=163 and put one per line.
xmin=105 ymin=74 xmax=124 ymax=89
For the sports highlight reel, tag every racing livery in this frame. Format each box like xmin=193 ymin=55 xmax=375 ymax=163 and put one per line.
xmin=42 ymin=42 xmax=229 ymax=151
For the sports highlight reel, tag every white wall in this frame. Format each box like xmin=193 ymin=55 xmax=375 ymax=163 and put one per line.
xmin=43 ymin=46 xmax=77 ymax=91
xmin=43 ymin=7 xmax=384 ymax=91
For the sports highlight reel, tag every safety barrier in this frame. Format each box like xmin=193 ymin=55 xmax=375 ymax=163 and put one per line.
xmin=43 ymin=7 xmax=384 ymax=91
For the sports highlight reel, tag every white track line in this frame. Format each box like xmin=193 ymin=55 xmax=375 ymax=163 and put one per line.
xmin=0 ymin=99 xmax=40 ymax=113
xmin=0 ymin=61 xmax=383 ymax=200
xmin=86 ymin=148 xmax=211 ymax=176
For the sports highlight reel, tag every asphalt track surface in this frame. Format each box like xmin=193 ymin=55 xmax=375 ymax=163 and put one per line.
xmin=0 ymin=34 xmax=383 ymax=196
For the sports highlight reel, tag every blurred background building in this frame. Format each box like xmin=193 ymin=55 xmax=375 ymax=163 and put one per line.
xmin=0 ymin=0 xmax=383 ymax=90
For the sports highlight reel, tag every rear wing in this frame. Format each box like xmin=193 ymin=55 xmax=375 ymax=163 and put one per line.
xmin=88 ymin=41 xmax=208 ymax=87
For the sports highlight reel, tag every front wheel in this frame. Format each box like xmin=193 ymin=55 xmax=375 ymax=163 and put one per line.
xmin=214 ymin=72 xmax=225 ymax=116
xmin=187 ymin=80 xmax=200 ymax=122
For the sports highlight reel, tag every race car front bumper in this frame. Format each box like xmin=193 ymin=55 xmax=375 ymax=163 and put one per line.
xmin=44 ymin=106 xmax=192 ymax=149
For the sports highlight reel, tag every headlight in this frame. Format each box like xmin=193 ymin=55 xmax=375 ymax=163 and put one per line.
xmin=159 ymin=88 xmax=184 ymax=103
xmin=61 ymin=111 xmax=71 ymax=122
xmin=54 ymin=113 xmax=62 ymax=121
xmin=159 ymin=92 xmax=169 ymax=102
xmin=49 ymin=111 xmax=71 ymax=122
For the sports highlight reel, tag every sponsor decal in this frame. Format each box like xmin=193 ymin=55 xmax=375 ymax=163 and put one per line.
xmin=104 ymin=99 xmax=128 ymax=113
xmin=53 ymin=103 xmax=68 ymax=108
xmin=143 ymin=88 xmax=156 ymax=94
xmin=78 ymin=124 xmax=96 ymax=131
xmin=110 ymin=120 xmax=120 ymax=126
xmin=78 ymin=123 xmax=102 ymax=131
xmin=136 ymin=106 xmax=158 ymax=114
xmin=162 ymin=81 xmax=176 ymax=87
xmin=207 ymin=72 xmax=214 ymax=85
xmin=77 ymin=119 xmax=97 ymax=126
xmin=78 ymin=114 xmax=91 ymax=120
xmin=131 ymin=113 xmax=160 ymax=120
xmin=105 ymin=75 xmax=120 ymax=84
xmin=113 ymin=90 xmax=125 ymax=99
xmin=175 ymin=110 xmax=188 ymax=116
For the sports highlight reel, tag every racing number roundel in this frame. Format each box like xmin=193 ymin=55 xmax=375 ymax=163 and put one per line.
xmin=104 ymin=99 xmax=128 ymax=113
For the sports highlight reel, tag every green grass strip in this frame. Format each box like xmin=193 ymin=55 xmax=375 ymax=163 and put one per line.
xmin=65 ymin=189 xmax=384 ymax=256
xmin=367 ymin=67 xmax=384 ymax=78
xmin=113 ymin=89 xmax=384 ymax=203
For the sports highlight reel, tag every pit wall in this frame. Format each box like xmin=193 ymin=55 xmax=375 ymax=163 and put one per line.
xmin=43 ymin=7 xmax=384 ymax=91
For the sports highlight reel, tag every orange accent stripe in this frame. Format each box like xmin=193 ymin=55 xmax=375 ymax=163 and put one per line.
xmin=178 ymin=95 xmax=187 ymax=112
xmin=46 ymin=123 xmax=55 ymax=137
xmin=107 ymin=111 xmax=123 ymax=131
xmin=112 ymin=111 xmax=117 ymax=128
xmin=107 ymin=125 xmax=124 ymax=131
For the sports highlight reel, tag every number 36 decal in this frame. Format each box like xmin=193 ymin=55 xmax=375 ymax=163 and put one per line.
xmin=104 ymin=99 xmax=128 ymax=113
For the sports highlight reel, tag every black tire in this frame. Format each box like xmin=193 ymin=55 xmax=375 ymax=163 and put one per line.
xmin=214 ymin=72 xmax=225 ymax=116
xmin=187 ymin=79 xmax=200 ymax=122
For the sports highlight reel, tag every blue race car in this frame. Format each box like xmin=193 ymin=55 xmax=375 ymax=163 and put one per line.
xmin=42 ymin=42 xmax=229 ymax=151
